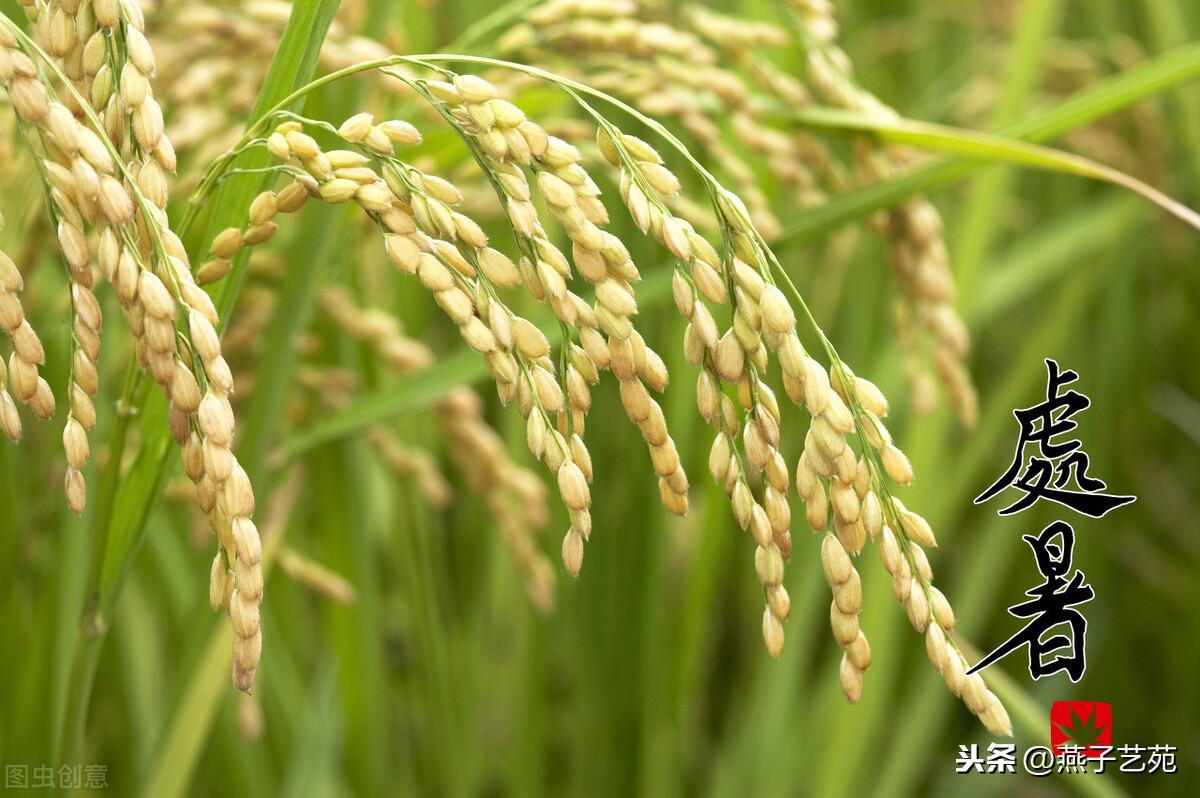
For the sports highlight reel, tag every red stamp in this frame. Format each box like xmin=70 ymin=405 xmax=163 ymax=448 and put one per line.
xmin=1051 ymin=701 xmax=1112 ymax=757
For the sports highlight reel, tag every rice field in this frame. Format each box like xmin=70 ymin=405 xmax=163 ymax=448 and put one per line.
xmin=1 ymin=0 xmax=1198 ymax=796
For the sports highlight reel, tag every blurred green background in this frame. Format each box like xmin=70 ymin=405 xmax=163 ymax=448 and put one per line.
xmin=1 ymin=0 xmax=1198 ymax=796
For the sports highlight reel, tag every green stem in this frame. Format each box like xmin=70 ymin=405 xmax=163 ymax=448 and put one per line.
xmin=444 ymin=0 xmax=541 ymax=53
xmin=62 ymin=633 xmax=103 ymax=764
xmin=53 ymin=359 xmax=143 ymax=764
xmin=82 ymin=358 xmax=144 ymax=628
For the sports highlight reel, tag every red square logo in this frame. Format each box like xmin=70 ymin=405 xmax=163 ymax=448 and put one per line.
xmin=1051 ymin=701 xmax=1112 ymax=757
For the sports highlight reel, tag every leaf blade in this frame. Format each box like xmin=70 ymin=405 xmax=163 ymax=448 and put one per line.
xmin=784 ymin=107 xmax=1200 ymax=229
xmin=776 ymin=41 xmax=1200 ymax=241
xmin=203 ymin=0 xmax=344 ymax=323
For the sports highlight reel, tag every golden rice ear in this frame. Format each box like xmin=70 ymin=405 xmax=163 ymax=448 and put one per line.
xmin=1 ymin=18 xmax=270 ymax=691
xmin=502 ymin=0 xmax=970 ymax=415
xmin=407 ymin=73 xmax=697 ymax=543
xmin=553 ymin=69 xmax=1003 ymax=729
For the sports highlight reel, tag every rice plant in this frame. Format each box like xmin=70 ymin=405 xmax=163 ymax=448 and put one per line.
xmin=2 ymin=1 xmax=1197 ymax=795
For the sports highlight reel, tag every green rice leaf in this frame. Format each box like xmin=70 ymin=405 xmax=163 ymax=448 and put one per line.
xmin=784 ymin=106 xmax=1200 ymax=230
xmin=777 ymin=42 xmax=1200 ymax=241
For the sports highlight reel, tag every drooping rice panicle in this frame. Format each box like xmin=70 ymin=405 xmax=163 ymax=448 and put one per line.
xmin=790 ymin=4 xmax=978 ymax=425
xmin=0 ymin=244 xmax=54 ymax=439
xmin=3 ymin=15 xmax=265 ymax=692
xmin=412 ymin=75 xmax=691 ymax=533
xmin=261 ymin=116 xmax=599 ymax=577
